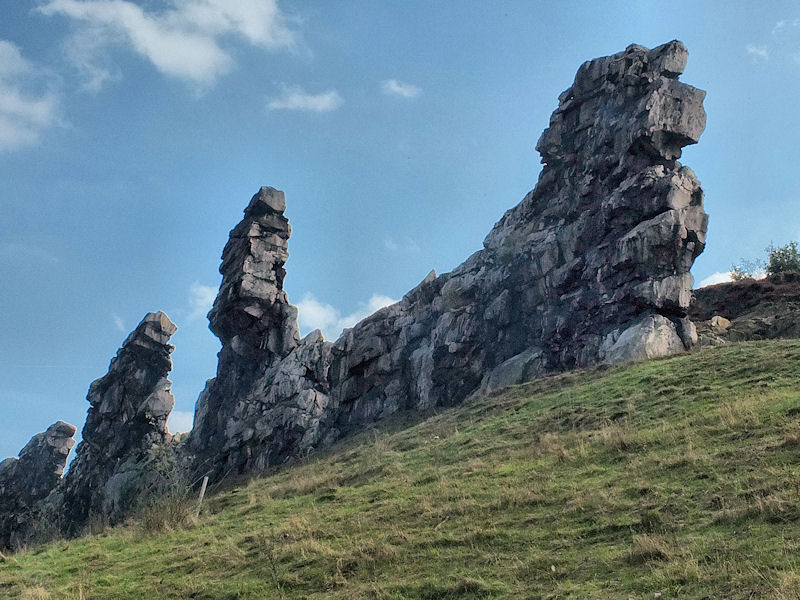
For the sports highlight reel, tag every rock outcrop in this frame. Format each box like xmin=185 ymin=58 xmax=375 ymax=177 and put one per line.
xmin=0 ymin=422 xmax=76 ymax=549
xmin=56 ymin=312 xmax=179 ymax=532
xmin=2 ymin=41 xmax=712 ymax=545
xmin=190 ymin=188 xmax=310 ymax=475
xmin=189 ymin=40 xmax=708 ymax=478
xmin=691 ymin=273 xmax=800 ymax=346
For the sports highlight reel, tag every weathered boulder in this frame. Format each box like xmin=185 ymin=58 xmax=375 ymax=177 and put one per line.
xmin=191 ymin=40 xmax=708 ymax=478
xmin=0 ymin=421 xmax=76 ymax=549
xmin=56 ymin=312 xmax=179 ymax=532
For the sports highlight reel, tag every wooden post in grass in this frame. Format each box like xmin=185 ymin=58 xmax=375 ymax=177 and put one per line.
xmin=194 ymin=476 xmax=209 ymax=519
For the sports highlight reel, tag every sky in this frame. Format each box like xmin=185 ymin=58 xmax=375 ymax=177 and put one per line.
xmin=2 ymin=1 xmax=799 ymax=461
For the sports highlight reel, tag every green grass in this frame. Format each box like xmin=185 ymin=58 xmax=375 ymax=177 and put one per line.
xmin=3 ymin=340 xmax=800 ymax=599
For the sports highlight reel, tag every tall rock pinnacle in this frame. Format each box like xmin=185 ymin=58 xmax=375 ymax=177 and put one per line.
xmin=191 ymin=188 xmax=304 ymax=471
xmin=58 ymin=312 xmax=178 ymax=531
xmin=1 ymin=42 xmax=713 ymax=540
xmin=191 ymin=41 xmax=710 ymax=477
xmin=208 ymin=186 xmax=300 ymax=364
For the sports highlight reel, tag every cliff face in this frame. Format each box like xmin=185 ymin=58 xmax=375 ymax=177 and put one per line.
xmin=189 ymin=40 xmax=708 ymax=478
xmin=1 ymin=41 xmax=710 ymax=546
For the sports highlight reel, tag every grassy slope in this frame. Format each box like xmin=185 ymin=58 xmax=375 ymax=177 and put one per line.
xmin=2 ymin=340 xmax=800 ymax=599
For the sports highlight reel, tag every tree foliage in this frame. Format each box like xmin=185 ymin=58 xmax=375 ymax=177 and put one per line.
xmin=766 ymin=241 xmax=800 ymax=276
xmin=730 ymin=241 xmax=800 ymax=280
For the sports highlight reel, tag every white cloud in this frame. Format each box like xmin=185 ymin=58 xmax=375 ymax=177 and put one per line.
xmin=772 ymin=19 xmax=800 ymax=36
xmin=296 ymin=293 xmax=397 ymax=341
xmin=384 ymin=235 xmax=420 ymax=254
xmin=188 ymin=282 xmax=217 ymax=321
xmin=745 ymin=44 xmax=768 ymax=61
xmin=267 ymin=86 xmax=342 ymax=112
xmin=39 ymin=0 xmax=296 ymax=89
xmin=167 ymin=409 xmax=194 ymax=433
xmin=381 ymin=79 xmax=421 ymax=98
xmin=63 ymin=26 xmax=121 ymax=92
xmin=697 ymin=271 xmax=733 ymax=288
xmin=0 ymin=41 xmax=60 ymax=151
xmin=112 ymin=312 xmax=126 ymax=331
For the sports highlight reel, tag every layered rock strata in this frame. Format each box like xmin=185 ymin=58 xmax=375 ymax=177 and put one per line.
xmin=190 ymin=40 xmax=709 ymax=478
xmin=56 ymin=312 xmax=179 ymax=532
xmin=0 ymin=422 xmax=76 ymax=548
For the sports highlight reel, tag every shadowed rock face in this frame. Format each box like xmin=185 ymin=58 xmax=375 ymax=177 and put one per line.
xmin=190 ymin=40 xmax=708 ymax=478
xmin=0 ymin=422 xmax=76 ymax=549
xmin=57 ymin=312 xmax=178 ymax=532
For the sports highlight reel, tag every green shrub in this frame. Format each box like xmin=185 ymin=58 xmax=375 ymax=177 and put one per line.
xmin=730 ymin=241 xmax=799 ymax=280
xmin=767 ymin=241 xmax=800 ymax=276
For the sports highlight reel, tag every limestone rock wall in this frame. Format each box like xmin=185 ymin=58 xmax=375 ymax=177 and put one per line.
xmin=190 ymin=40 xmax=709 ymax=478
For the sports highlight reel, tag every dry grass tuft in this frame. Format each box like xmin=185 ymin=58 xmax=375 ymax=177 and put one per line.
xmin=628 ymin=534 xmax=673 ymax=565
xmin=20 ymin=588 xmax=51 ymax=600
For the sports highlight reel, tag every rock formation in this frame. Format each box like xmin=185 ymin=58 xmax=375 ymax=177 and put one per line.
xmin=56 ymin=312 xmax=178 ymax=532
xmin=0 ymin=422 xmax=76 ymax=548
xmin=691 ymin=273 xmax=800 ymax=346
xmin=2 ymin=41 xmax=712 ymax=545
xmin=190 ymin=187 xmax=317 ymax=475
xmin=189 ymin=40 xmax=708 ymax=478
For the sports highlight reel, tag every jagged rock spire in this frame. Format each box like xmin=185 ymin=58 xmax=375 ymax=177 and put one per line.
xmin=191 ymin=188 xmax=304 ymax=469
xmin=208 ymin=187 xmax=300 ymax=364
xmin=0 ymin=421 xmax=76 ymax=549
xmin=58 ymin=311 xmax=178 ymax=531
xmin=190 ymin=40 xmax=709 ymax=479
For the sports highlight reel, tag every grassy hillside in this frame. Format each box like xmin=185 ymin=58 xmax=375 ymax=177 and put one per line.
xmin=3 ymin=340 xmax=800 ymax=599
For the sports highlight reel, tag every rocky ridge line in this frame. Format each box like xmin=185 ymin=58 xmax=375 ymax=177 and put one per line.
xmin=1 ymin=40 xmax=710 ymax=546
xmin=188 ymin=40 xmax=708 ymax=478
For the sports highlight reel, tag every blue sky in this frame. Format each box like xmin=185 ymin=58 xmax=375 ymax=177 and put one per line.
xmin=2 ymin=1 xmax=799 ymax=460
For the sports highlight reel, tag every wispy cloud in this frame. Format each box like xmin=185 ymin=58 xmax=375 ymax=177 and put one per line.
xmin=383 ymin=235 xmax=420 ymax=254
xmin=38 ymin=0 xmax=297 ymax=89
xmin=167 ymin=409 xmax=193 ymax=433
xmin=112 ymin=312 xmax=126 ymax=331
xmin=296 ymin=293 xmax=396 ymax=341
xmin=745 ymin=43 xmax=768 ymax=61
xmin=381 ymin=79 xmax=421 ymax=98
xmin=0 ymin=41 xmax=60 ymax=151
xmin=188 ymin=282 xmax=217 ymax=321
xmin=697 ymin=271 xmax=733 ymax=288
xmin=772 ymin=19 xmax=800 ymax=36
xmin=0 ymin=241 xmax=61 ymax=264
xmin=267 ymin=86 xmax=342 ymax=112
